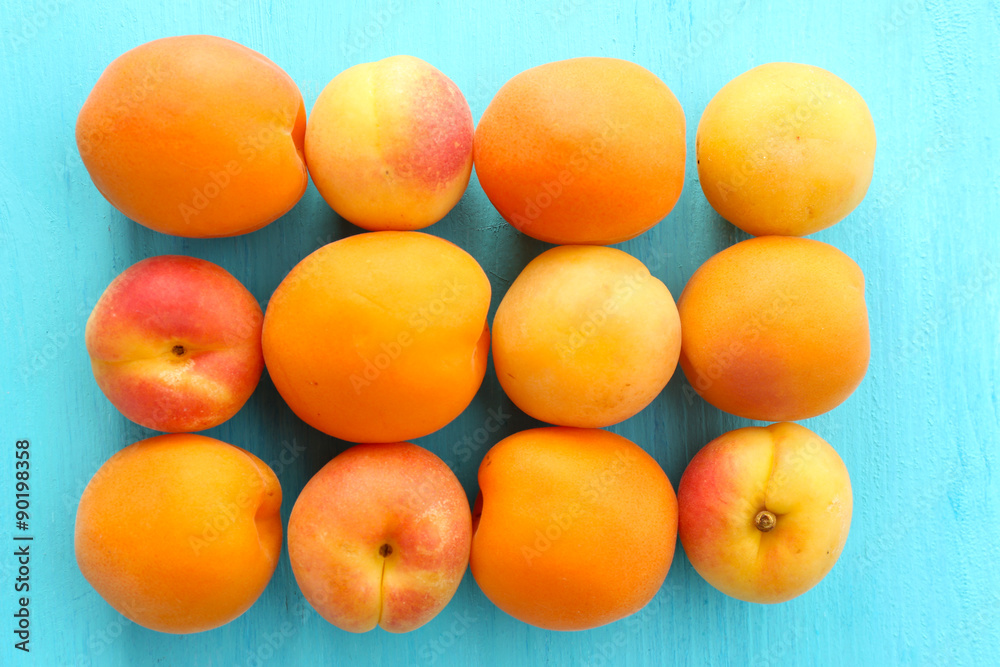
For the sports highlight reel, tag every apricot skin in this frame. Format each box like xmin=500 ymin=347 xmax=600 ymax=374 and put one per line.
xmin=74 ymin=434 xmax=282 ymax=634
xmin=85 ymin=255 xmax=264 ymax=433
xmin=677 ymin=236 xmax=870 ymax=421
xmin=76 ymin=35 xmax=307 ymax=238
xmin=305 ymin=55 xmax=474 ymax=231
xmin=492 ymin=245 xmax=681 ymax=427
xmin=678 ymin=422 xmax=853 ymax=603
xmin=474 ymin=57 xmax=685 ymax=245
xmin=471 ymin=427 xmax=677 ymax=631
xmin=262 ymin=231 xmax=491 ymax=443
xmin=697 ymin=62 xmax=876 ymax=236
xmin=288 ymin=442 xmax=471 ymax=633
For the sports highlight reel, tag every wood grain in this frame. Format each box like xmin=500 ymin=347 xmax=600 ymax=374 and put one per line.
xmin=1 ymin=0 xmax=997 ymax=665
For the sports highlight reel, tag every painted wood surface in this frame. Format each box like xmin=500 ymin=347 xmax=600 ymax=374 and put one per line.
xmin=1 ymin=0 xmax=998 ymax=665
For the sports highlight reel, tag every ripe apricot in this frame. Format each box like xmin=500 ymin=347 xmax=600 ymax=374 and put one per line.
xmin=74 ymin=434 xmax=282 ymax=633
xmin=492 ymin=246 xmax=681 ymax=427
xmin=677 ymin=236 xmax=870 ymax=421
xmin=288 ymin=442 xmax=471 ymax=633
xmin=306 ymin=56 xmax=474 ymax=231
xmin=697 ymin=62 xmax=876 ymax=236
xmin=85 ymin=255 xmax=264 ymax=433
xmin=262 ymin=231 xmax=491 ymax=442
xmin=76 ymin=35 xmax=307 ymax=237
xmin=474 ymin=57 xmax=685 ymax=245
xmin=471 ymin=427 xmax=677 ymax=631
xmin=678 ymin=422 xmax=852 ymax=603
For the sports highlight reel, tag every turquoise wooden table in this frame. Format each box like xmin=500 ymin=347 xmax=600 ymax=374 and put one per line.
xmin=2 ymin=0 xmax=998 ymax=665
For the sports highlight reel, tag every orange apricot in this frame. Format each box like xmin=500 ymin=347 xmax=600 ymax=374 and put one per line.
xmin=76 ymin=35 xmax=307 ymax=237
xmin=677 ymin=236 xmax=870 ymax=421
xmin=492 ymin=245 xmax=681 ymax=427
xmin=471 ymin=427 xmax=677 ymax=631
xmin=262 ymin=231 xmax=491 ymax=443
xmin=474 ymin=57 xmax=685 ymax=245
xmin=697 ymin=62 xmax=876 ymax=236
xmin=74 ymin=434 xmax=282 ymax=633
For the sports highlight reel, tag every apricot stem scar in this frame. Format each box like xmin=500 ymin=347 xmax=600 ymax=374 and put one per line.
xmin=379 ymin=543 xmax=393 ymax=557
xmin=755 ymin=510 xmax=777 ymax=532
xmin=171 ymin=345 xmax=185 ymax=356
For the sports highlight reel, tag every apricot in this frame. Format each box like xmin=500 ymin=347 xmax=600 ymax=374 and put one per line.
xmin=678 ymin=422 xmax=852 ymax=603
xmin=288 ymin=442 xmax=471 ymax=633
xmin=677 ymin=236 xmax=870 ymax=421
xmin=471 ymin=427 xmax=677 ymax=631
xmin=85 ymin=255 xmax=264 ymax=433
xmin=492 ymin=246 xmax=681 ymax=427
xmin=262 ymin=231 xmax=491 ymax=443
xmin=474 ymin=57 xmax=685 ymax=245
xmin=305 ymin=56 xmax=474 ymax=231
xmin=74 ymin=434 xmax=282 ymax=633
xmin=76 ymin=35 xmax=307 ymax=237
xmin=697 ymin=62 xmax=876 ymax=236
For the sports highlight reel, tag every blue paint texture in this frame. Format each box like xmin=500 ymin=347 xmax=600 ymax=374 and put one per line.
xmin=1 ymin=0 xmax=998 ymax=665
